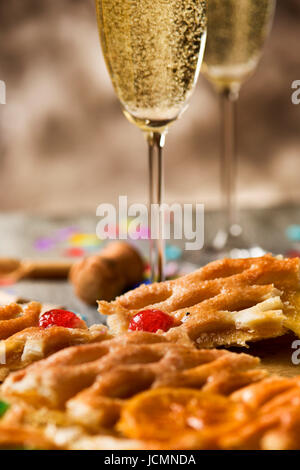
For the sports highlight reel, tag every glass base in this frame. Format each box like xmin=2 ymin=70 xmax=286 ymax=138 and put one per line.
xmin=207 ymin=226 xmax=266 ymax=260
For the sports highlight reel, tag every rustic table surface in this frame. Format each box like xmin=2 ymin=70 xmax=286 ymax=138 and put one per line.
xmin=1 ymin=207 xmax=300 ymax=376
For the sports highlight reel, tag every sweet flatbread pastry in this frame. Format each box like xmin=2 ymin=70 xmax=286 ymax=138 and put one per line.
xmin=0 ymin=302 xmax=110 ymax=381
xmin=98 ymin=255 xmax=300 ymax=347
xmin=0 ymin=332 xmax=266 ymax=449
xmin=2 ymin=376 xmax=300 ymax=450
xmin=1 ymin=332 xmax=265 ymax=409
xmin=0 ymin=324 xmax=109 ymax=382
xmin=1 ymin=332 xmax=300 ymax=449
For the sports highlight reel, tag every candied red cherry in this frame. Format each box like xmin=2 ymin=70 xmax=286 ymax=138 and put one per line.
xmin=39 ymin=309 xmax=85 ymax=329
xmin=128 ymin=309 xmax=174 ymax=333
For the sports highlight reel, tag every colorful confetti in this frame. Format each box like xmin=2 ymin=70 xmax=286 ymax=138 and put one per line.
xmin=286 ymin=225 xmax=300 ymax=242
xmin=34 ymin=226 xmax=105 ymax=258
xmin=32 ymin=222 xmax=185 ymax=282
xmin=34 ymin=237 xmax=55 ymax=251
xmin=53 ymin=226 xmax=79 ymax=242
xmin=0 ymin=278 xmax=16 ymax=287
xmin=165 ymin=244 xmax=182 ymax=261
xmin=34 ymin=226 xmax=80 ymax=251
xmin=69 ymin=233 xmax=102 ymax=248
xmin=63 ymin=247 xmax=85 ymax=258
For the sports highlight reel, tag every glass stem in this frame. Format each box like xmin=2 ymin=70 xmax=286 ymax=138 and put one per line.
xmin=220 ymin=87 xmax=240 ymax=237
xmin=147 ymin=131 xmax=166 ymax=283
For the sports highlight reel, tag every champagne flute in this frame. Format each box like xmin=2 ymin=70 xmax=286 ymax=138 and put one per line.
xmin=203 ymin=0 xmax=276 ymax=258
xmin=95 ymin=0 xmax=207 ymax=281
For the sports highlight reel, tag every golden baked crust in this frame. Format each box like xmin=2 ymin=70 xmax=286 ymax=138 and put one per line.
xmin=98 ymin=255 xmax=300 ymax=347
xmin=0 ymin=301 xmax=111 ymax=381
xmin=1 ymin=332 xmax=264 ymax=409
xmin=0 ymin=423 xmax=57 ymax=450
xmin=0 ymin=324 xmax=109 ymax=382
xmin=0 ymin=332 xmax=266 ymax=449
xmin=1 ymin=332 xmax=300 ymax=450
xmin=0 ymin=302 xmax=41 ymax=340
xmin=4 ymin=376 xmax=300 ymax=450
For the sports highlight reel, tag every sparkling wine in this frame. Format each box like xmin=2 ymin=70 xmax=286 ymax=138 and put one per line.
xmin=203 ymin=0 xmax=276 ymax=91
xmin=96 ymin=0 xmax=207 ymax=131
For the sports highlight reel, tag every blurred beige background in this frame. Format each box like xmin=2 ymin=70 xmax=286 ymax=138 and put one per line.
xmin=0 ymin=0 xmax=299 ymax=214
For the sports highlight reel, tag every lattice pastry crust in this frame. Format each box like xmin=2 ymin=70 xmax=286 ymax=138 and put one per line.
xmin=0 ymin=302 xmax=41 ymax=340
xmin=1 ymin=332 xmax=300 ymax=449
xmin=0 ymin=301 xmax=110 ymax=381
xmin=0 ymin=324 xmax=109 ymax=382
xmin=98 ymin=255 xmax=300 ymax=347
xmin=3 ymin=374 xmax=300 ymax=450
xmin=0 ymin=331 xmax=266 ymax=449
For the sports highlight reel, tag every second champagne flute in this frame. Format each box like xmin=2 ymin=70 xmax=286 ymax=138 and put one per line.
xmin=95 ymin=0 xmax=207 ymax=281
xmin=203 ymin=0 xmax=276 ymax=258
